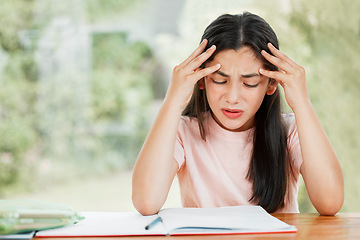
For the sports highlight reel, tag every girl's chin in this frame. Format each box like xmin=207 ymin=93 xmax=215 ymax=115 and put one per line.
xmin=212 ymin=112 xmax=253 ymax=132
xmin=216 ymin=118 xmax=245 ymax=131
xmin=215 ymin=117 xmax=254 ymax=132
xmin=221 ymin=124 xmax=244 ymax=132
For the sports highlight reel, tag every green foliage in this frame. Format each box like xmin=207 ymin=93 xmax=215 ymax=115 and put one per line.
xmin=0 ymin=65 xmax=38 ymax=192
xmin=0 ymin=0 xmax=156 ymax=193
xmin=0 ymin=117 xmax=37 ymax=186
xmin=87 ymin=0 xmax=142 ymax=23
xmin=91 ymin=33 xmax=154 ymax=122
xmin=0 ymin=1 xmax=35 ymax=51
xmin=91 ymin=32 xmax=155 ymax=168
xmin=0 ymin=0 xmax=39 ymax=193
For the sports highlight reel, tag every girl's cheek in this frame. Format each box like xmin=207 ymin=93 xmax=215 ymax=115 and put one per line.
xmin=209 ymin=84 xmax=225 ymax=96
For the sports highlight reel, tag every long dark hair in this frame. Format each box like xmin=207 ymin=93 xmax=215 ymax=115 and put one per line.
xmin=182 ymin=12 xmax=293 ymax=213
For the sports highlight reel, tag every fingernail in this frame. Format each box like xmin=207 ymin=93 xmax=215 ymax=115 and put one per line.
xmin=216 ymin=63 xmax=221 ymax=68
xmin=268 ymin=42 xmax=274 ymax=47
xmin=259 ymin=68 xmax=264 ymax=73
xmin=201 ymin=39 xmax=206 ymax=44
xmin=210 ymin=45 xmax=216 ymax=50
xmin=261 ymin=50 xmax=267 ymax=55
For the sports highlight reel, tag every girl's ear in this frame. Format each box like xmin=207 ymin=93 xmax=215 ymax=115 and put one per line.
xmin=266 ymin=78 xmax=278 ymax=95
xmin=199 ymin=78 xmax=205 ymax=90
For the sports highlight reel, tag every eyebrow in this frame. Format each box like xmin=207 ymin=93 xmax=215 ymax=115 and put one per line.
xmin=215 ymin=70 xmax=260 ymax=78
xmin=242 ymin=73 xmax=260 ymax=78
xmin=215 ymin=70 xmax=230 ymax=77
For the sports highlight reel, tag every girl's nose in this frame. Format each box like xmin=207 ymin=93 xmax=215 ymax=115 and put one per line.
xmin=225 ymin=83 xmax=241 ymax=104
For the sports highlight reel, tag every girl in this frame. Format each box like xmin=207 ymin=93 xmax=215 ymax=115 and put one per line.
xmin=132 ymin=12 xmax=344 ymax=216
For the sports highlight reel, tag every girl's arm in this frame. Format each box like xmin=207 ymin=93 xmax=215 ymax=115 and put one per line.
xmin=132 ymin=40 xmax=220 ymax=215
xmin=259 ymin=43 xmax=344 ymax=215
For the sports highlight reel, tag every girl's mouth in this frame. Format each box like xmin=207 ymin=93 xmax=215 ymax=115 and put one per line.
xmin=221 ymin=108 xmax=244 ymax=119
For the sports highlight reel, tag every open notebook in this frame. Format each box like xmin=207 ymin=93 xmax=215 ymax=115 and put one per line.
xmin=36 ymin=205 xmax=297 ymax=237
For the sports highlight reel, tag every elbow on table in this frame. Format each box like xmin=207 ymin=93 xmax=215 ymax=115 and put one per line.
xmin=132 ymin=193 xmax=162 ymax=216
xmin=316 ymin=196 xmax=344 ymax=216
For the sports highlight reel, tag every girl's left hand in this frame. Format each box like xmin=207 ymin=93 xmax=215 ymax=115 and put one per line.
xmin=259 ymin=43 xmax=311 ymax=112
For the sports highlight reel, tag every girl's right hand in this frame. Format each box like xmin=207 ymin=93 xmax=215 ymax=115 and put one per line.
xmin=164 ymin=39 xmax=221 ymax=110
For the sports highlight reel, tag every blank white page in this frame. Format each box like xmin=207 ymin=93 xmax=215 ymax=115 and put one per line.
xmin=36 ymin=212 xmax=165 ymax=237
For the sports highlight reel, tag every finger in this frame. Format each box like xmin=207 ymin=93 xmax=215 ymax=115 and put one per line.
xmin=186 ymin=45 xmax=217 ymax=73
xmin=261 ymin=49 xmax=293 ymax=73
xmin=259 ymin=68 xmax=287 ymax=83
xmin=178 ymin=39 xmax=208 ymax=69
xmin=191 ymin=63 xmax=221 ymax=83
xmin=267 ymin=43 xmax=298 ymax=68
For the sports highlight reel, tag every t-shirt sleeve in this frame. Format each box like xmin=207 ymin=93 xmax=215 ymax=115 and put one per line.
xmin=287 ymin=114 xmax=303 ymax=171
xmin=173 ymin=119 xmax=186 ymax=170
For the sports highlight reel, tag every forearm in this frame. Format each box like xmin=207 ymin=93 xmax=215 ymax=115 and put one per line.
xmin=132 ymin=99 xmax=182 ymax=215
xmin=294 ymin=101 xmax=344 ymax=215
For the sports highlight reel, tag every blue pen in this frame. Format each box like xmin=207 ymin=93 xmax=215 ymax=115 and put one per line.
xmin=145 ymin=216 xmax=163 ymax=230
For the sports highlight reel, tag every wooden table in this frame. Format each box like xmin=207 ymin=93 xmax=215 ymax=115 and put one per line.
xmin=35 ymin=213 xmax=360 ymax=240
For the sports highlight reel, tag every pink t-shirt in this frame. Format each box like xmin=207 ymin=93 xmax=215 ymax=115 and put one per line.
xmin=173 ymin=111 xmax=303 ymax=213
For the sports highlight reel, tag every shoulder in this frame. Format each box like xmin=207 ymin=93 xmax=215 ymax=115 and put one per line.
xmin=282 ymin=112 xmax=296 ymax=126
xmin=282 ymin=112 xmax=297 ymax=135
xmin=282 ymin=113 xmax=300 ymax=151
xmin=282 ymin=113 xmax=303 ymax=170
xmin=179 ymin=115 xmax=199 ymax=131
xmin=178 ymin=112 xmax=211 ymax=141
xmin=178 ymin=115 xmax=202 ymax=141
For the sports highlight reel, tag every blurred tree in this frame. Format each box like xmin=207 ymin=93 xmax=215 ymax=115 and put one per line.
xmin=0 ymin=1 xmax=39 ymax=194
xmin=33 ymin=0 xmax=156 ymax=176
xmin=92 ymin=33 xmax=153 ymax=119
xmin=87 ymin=0 xmax=142 ymax=23
xmin=0 ymin=0 xmax=157 ymax=194
xmin=90 ymin=32 xmax=156 ymax=168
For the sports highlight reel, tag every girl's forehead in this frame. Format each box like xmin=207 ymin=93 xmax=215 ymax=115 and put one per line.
xmin=211 ymin=47 xmax=263 ymax=72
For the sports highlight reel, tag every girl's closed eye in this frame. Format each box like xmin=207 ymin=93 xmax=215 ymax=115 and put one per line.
xmin=241 ymin=74 xmax=261 ymax=88
xmin=212 ymin=78 xmax=227 ymax=85
xmin=243 ymin=82 xmax=259 ymax=88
